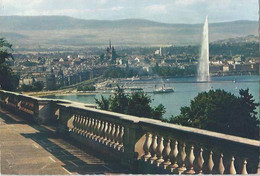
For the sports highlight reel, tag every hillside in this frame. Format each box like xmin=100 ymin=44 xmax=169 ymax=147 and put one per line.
xmin=0 ymin=16 xmax=258 ymax=50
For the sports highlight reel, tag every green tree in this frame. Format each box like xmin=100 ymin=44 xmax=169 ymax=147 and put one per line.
xmin=21 ymin=81 xmax=44 ymax=92
xmin=77 ymin=85 xmax=96 ymax=91
xmin=21 ymin=84 xmax=33 ymax=92
xmin=33 ymin=81 xmax=44 ymax=91
xmin=169 ymin=89 xmax=259 ymax=139
xmin=0 ymin=38 xmax=19 ymax=91
xmin=95 ymin=85 xmax=165 ymax=120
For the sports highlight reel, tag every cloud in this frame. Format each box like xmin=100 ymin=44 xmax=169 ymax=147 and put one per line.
xmin=14 ymin=6 xmax=124 ymax=17
xmin=110 ymin=6 xmax=124 ymax=11
xmin=174 ymin=0 xmax=206 ymax=5
xmin=145 ymin=4 xmax=167 ymax=14
xmin=97 ymin=0 xmax=108 ymax=5
xmin=1 ymin=0 xmax=258 ymax=23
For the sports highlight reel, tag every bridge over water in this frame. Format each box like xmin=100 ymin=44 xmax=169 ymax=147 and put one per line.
xmin=0 ymin=90 xmax=259 ymax=175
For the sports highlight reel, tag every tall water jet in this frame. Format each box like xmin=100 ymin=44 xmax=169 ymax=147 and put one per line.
xmin=197 ymin=16 xmax=210 ymax=82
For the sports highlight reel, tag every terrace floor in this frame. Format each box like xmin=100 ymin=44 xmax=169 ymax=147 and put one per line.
xmin=0 ymin=108 xmax=129 ymax=175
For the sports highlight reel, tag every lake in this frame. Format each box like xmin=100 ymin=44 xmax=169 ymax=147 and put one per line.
xmin=46 ymin=75 xmax=259 ymax=119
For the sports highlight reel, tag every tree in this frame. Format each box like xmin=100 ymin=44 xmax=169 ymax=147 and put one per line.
xmin=33 ymin=81 xmax=44 ymax=91
xmin=21 ymin=81 xmax=44 ymax=92
xmin=95 ymin=85 xmax=165 ymax=120
xmin=77 ymin=85 xmax=96 ymax=91
xmin=169 ymin=89 xmax=259 ymax=139
xmin=0 ymin=38 xmax=19 ymax=91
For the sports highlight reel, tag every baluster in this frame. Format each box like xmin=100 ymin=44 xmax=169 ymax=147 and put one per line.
xmin=229 ymin=156 xmax=236 ymax=174
xmin=94 ymin=120 xmax=101 ymax=141
xmin=169 ymin=140 xmax=179 ymax=172
xmin=143 ymin=133 xmax=152 ymax=161
xmin=156 ymin=136 xmax=164 ymax=166
xmin=76 ymin=115 xmax=81 ymax=134
xmin=219 ymin=153 xmax=225 ymax=174
xmin=91 ymin=119 xmax=97 ymax=140
xmin=86 ymin=117 xmax=91 ymax=138
xmin=117 ymin=126 xmax=124 ymax=151
xmin=88 ymin=118 xmax=94 ymax=138
xmin=102 ymin=122 xmax=108 ymax=144
xmin=80 ymin=116 xmax=85 ymax=135
xmin=113 ymin=125 xmax=120 ymax=148
xmin=82 ymin=117 xmax=88 ymax=137
xmin=92 ymin=119 xmax=97 ymax=139
xmin=185 ymin=145 xmax=195 ymax=174
xmin=241 ymin=159 xmax=248 ymax=175
xmin=196 ymin=148 xmax=204 ymax=174
xmin=78 ymin=115 xmax=84 ymax=135
xmin=163 ymin=139 xmax=171 ymax=169
xmin=208 ymin=150 xmax=214 ymax=174
xmin=150 ymin=135 xmax=158 ymax=164
xmin=95 ymin=119 xmax=100 ymax=140
xmin=109 ymin=124 xmax=116 ymax=147
xmin=105 ymin=123 xmax=112 ymax=145
xmin=178 ymin=142 xmax=187 ymax=173
xmin=73 ymin=114 xmax=78 ymax=133
xmin=71 ymin=114 xmax=76 ymax=132
xmin=98 ymin=121 xmax=104 ymax=142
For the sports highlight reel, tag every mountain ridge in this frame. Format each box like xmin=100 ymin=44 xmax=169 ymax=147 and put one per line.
xmin=0 ymin=15 xmax=257 ymax=49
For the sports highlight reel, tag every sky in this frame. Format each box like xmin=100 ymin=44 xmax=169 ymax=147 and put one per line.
xmin=0 ymin=0 xmax=258 ymax=23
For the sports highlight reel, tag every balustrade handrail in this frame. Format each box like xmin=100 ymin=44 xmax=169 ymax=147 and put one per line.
xmin=58 ymin=102 xmax=259 ymax=147
xmin=57 ymin=102 xmax=144 ymax=123
xmin=139 ymin=119 xmax=259 ymax=147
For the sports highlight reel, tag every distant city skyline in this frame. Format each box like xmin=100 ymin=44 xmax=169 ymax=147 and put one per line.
xmin=0 ymin=0 xmax=258 ymax=24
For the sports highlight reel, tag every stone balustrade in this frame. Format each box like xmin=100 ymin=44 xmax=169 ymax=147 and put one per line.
xmin=0 ymin=89 xmax=259 ymax=174
xmin=138 ymin=119 xmax=259 ymax=174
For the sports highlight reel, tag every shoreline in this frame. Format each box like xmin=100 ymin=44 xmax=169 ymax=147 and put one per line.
xmin=24 ymin=75 xmax=258 ymax=97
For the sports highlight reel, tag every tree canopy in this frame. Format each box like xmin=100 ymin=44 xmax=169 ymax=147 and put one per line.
xmin=0 ymin=38 xmax=19 ymax=91
xmin=21 ymin=81 xmax=44 ymax=92
xmin=169 ymin=89 xmax=259 ymax=139
xmin=96 ymin=85 xmax=165 ymax=120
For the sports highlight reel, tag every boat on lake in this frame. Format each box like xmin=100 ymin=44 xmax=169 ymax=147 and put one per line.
xmin=130 ymin=87 xmax=143 ymax=91
xmin=153 ymin=84 xmax=174 ymax=94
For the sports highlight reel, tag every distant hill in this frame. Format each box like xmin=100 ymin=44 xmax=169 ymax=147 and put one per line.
xmin=0 ymin=16 xmax=258 ymax=50
xmin=212 ymin=35 xmax=258 ymax=44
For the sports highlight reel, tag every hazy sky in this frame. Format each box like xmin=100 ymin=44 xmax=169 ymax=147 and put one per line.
xmin=1 ymin=0 xmax=258 ymax=23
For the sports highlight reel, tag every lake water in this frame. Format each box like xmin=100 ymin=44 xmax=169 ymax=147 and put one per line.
xmin=47 ymin=75 xmax=259 ymax=119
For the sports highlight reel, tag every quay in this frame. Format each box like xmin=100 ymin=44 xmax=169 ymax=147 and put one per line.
xmin=0 ymin=90 xmax=259 ymax=174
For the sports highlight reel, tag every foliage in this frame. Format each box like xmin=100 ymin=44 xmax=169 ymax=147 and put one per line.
xmin=153 ymin=65 xmax=196 ymax=77
xmin=95 ymin=85 xmax=165 ymax=120
xmin=96 ymin=95 xmax=109 ymax=110
xmin=33 ymin=81 xmax=44 ymax=91
xmin=104 ymin=66 xmax=148 ymax=78
xmin=23 ymin=61 xmax=38 ymax=66
xmin=21 ymin=81 xmax=44 ymax=92
xmin=77 ymin=85 xmax=96 ymax=91
xmin=0 ymin=38 xmax=19 ymax=91
xmin=169 ymin=89 xmax=259 ymax=139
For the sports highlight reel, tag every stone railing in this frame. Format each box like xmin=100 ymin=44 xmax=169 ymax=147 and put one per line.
xmin=0 ymin=90 xmax=96 ymax=123
xmin=138 ymin=119 xmax=259 ymax=174
xmin=0 ymin=90 xmax=259 ymax=174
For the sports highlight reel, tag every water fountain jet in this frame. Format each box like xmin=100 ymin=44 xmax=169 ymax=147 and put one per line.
xmin=197 ymin=16 xmax=210 ymax=82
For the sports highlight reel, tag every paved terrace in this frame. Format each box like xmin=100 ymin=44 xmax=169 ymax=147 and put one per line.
xmin=0 ymin=108 xmax=129 ymax=175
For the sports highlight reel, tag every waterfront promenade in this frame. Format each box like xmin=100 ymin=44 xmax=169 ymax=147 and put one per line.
xmin=0 ymin=108 xmax=129 ymax=175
